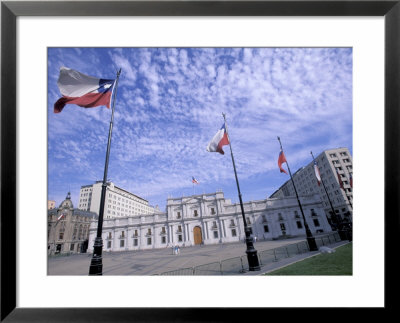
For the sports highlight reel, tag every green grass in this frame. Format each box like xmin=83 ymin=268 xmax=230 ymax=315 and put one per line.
xmin=265 ymin=243 xmax=352 ymax=275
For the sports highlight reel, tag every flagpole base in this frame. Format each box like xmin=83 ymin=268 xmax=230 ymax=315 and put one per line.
xmin=245 ymin=236 xmax=260 ymax=271
xmin=89 ymin=237 xmax=103 ymax=275
xmin=306 ymin=236 xmax=318 ymax=251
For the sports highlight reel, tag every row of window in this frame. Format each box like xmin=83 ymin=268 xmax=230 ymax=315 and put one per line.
xmin=175 ymin=208 xmax=216 ymax=219
xmin=104 ymin=220 xmax=323 ymax=249
xmin=108 ymin=192 xmax=146 ymax=206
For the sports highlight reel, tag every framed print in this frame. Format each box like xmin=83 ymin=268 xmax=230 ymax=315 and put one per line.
xmin=1 ymin=0 xmax=399 ymax=321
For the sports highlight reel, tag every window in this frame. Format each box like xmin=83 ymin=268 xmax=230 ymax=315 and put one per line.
xmin=177 ymin=211 xmax=181 ymax=219
xmin=194 ymin=210 xmax=198 ymax=217
xmin=231 ymin=229 xmax=237 ymax=237
xmin=246 ymin=218 xmax=251 ymax=225
xmin=121 ymin=231 xmax=125 ymax=238
xmin=107 ymin=241 xmax=112 ymax=249
xmin=147 ymin=237 xmax=152 ymax=245
xmin=313 ymin=219 xmax=320 ymax=227
xmin=262 ymin=215 xmax=267 ymax=222
xmin=296 ymin=221 xmax=303 ymax=229
xmin=211 ymin=208 xmax=215 ymax=215
xmin=263 ymin=225 xmax=269 ymax=233
xmin=161 ymin=227 xmax=166 ymax=234
xmin=178 ymin=225 xmax=182 ymax=232
xmin=70 ymin=244 xmax=75 ymax=251
xmin=161 ymin=236 xmax=166 ymax=244
xmin=213 ymin=231 xmax=218 ymax=239
xmin=133 ymin=239 xmax=138 ymax=246
xmin=178 ymin=235 xmax=183 ymax=242
xmin=134 ymin=230 xmax=138 ymax=237
xmin=230 ymin=219 xmax=235 ymax=226
xmin=280 ymin=223 xmax=286 ymax=231
xmin=120 ymin=240 xmax=125 ymax=248
xmin=147 ymin=228 xmax=151 ymax=235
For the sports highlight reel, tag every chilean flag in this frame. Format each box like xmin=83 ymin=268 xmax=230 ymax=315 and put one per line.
xmin=278 ymin=150 xmax=288 ymax=174
xmin=192 ymin=177 xmax=199 ymax=184
xmin=54 ymin=67 xmax=115 ymax=113
xmin=206 ymin=123 xmax=230 ymax=155
xmin=313 ymin=161 xmax=322 ymax=186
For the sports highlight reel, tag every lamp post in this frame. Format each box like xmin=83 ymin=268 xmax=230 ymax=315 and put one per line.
xmin=311 ymin=151 xmax=347 ymax=241
xmin=278 ymin=137 xmax=317 ymax=251
xmin=223 ymin=113 xmax=260 ymax=271
xmin=89 ymin=69 xmax=121 ymax=275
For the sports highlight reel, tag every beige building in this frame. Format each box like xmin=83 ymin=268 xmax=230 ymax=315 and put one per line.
xmin=270 ymin=147 xmax=353 ymax=225
xmin=48 ymin=192 xmax=98 ymax=255
xmin=78 ymin=181 xmax=156 ymax=219
xmin=48 ymin=200 xmax=56 ymax=210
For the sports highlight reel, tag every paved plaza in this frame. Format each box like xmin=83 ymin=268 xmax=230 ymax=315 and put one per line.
xmin=48 ymin=236 xmax=346 ymax=276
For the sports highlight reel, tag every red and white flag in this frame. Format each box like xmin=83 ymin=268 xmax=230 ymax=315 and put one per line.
xmin=54 ymin=67 xmax=115 ymax=113
xmin=278 ymin=150 xmax=288 ymax=174
xmin=313 ymin=161 xmax=321 ymax=186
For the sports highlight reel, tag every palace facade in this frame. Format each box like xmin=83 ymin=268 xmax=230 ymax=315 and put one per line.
xmin=87 ymin=191 xmax=332 ymax=253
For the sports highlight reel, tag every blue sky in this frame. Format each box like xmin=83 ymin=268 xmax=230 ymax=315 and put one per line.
xmin=48 ymin=47 xmax=352 ymax=211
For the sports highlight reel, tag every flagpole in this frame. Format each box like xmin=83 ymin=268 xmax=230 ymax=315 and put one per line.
xmin=89 ymin=68 xmax=122 ymax=275
xmin=223 ymin=113 xmax=260 ymax=271
xmin=278 ymin=137 xmax=317 ymax=251
xmin=311 ymin=151 xmax=348 ymax=240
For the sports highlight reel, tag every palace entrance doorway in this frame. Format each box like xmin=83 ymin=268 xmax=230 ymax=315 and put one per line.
xmin=193 ymin=226 xmax=203 ymax=245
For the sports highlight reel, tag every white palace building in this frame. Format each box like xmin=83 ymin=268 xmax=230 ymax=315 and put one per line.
xmin=87 ymin=190 xmax=332 ymax=253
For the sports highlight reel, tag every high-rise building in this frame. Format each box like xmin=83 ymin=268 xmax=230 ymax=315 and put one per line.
xmin=78 ymin=181 xmax=155 ymax=219
xmin=270 ymin=147 xmax=353 ymax=224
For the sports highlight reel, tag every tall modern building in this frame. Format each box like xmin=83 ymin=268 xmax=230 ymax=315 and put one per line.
xmin=270 ymin=147 xmax=353 ymax=225
xmin=78 ymin=181 xmax=155 ymax=219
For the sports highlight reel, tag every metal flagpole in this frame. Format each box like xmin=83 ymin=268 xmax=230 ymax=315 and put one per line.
xmin=311 ymin=151 xmax=347 ymax=240
xmin=277 ymin=137 xmax=318 ymax=251
xmin=89 ymin=68 xmax=122 ymax=275
xmin=223 ymin=113 xmax=260 ymax=271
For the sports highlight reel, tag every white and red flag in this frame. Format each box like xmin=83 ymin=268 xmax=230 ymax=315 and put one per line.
xmin=313 ymin=161 xmax=322 ymax=186
xmin=206 ymin=123 xmax=230 ymax=155
xmin=54 ymin=67 xmax=115 ymax=113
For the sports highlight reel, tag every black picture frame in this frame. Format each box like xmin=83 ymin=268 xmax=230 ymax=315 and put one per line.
xmin=1 ymin=1 xmax=398 ymax=321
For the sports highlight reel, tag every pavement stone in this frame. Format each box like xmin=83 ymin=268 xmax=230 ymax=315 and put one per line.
xmin=48 ymin=235 xmax=347 ymax=276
